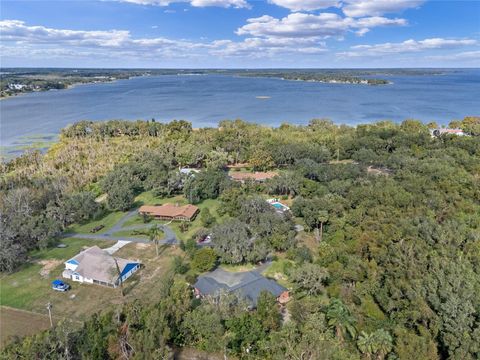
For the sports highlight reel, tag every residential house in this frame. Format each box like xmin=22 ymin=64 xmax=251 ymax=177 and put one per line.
xmin=138 ymin=203 xmax=199 ymax=222
xmin=194 ymin=268 xmax=289 ymax=308
xmin=62 ymin=246 xmax=140 ymax=288
xmin=430 ymin=128 xmax=466 ymax=137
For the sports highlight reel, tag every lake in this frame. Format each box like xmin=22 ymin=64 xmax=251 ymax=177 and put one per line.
xmin=1 ymin=69 xmax=479 ymax=153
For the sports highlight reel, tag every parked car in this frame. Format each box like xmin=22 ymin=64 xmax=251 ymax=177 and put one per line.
xmin=51 ymin=279 xmax=70 ymax=292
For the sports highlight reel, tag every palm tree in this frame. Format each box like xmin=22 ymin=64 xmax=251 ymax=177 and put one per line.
xmin=326 ymin=299 xmax=357 ymax=343
xmin=372 ymin=329 xmax=393 ymax=360
xmin=357 ymin=331 xmax=376 ymax=360
xmin=316 ymin=210 xmax=329 ymax=243
xmin=149 ymin=224 xmax=162 ymax=256
xmin=357 ymin=329 xmax=393 ymax=360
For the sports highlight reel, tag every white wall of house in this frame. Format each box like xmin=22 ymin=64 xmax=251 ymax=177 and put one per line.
xmin=65 ymin=261 xmax=78 ymax=271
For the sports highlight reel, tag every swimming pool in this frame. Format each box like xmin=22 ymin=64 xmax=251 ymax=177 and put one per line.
xmin=269 ymin=201 xmax=290 ymax=211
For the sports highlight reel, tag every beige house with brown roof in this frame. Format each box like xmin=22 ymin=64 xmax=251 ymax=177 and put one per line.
xmin=63 ymin=246 xmax=140 ymax=288
xmin=138 ymin=203 xmax=199 ymax=222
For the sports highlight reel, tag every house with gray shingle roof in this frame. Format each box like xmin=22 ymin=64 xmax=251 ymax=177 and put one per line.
xmin=193 ymin=268 xmax=289 ymax=307
xmin=62 ymin=246 xmax=140 ymax=288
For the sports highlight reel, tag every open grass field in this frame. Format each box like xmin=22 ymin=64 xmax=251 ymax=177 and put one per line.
xmin=0 ymin=307 xmax=52 ymax=347
xmin=67 ymin=210 xmax=126 ymax=234
xmin=111 ymin=229 xmax=152 ymax=240
xmin=0 ymin=238 xmax=115 ymax=310
xmin=0 ymin=238 xmax=177 ymax=325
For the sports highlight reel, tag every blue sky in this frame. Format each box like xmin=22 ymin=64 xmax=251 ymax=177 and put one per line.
xmin=1 ymin=0 xmax=479 ymax=68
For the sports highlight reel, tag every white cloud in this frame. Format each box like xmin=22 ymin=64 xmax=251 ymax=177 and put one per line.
xmin=0 ymin=20 xmax=131 ymax=47
xmin=425 ymin=50 xmax=480 ymax=62
xmin=338 ymin=38 xmax=478 ymax=57
xmin=236 ymin=12 xmax=406 ymax=39
xmin=113 ymin=0 xmax=249 ymax=8
xmin=212 ymin=36 xmax=327 ymax=57
xmin=237 ymin=13 xmax=352 ymax=38
xmin=342 ymin=0 xmax=425 ymax=17
xmin=190 ymin=0 xmax=249 ymax=7
xmin=354 ymin=16 xmax=407 ymax=35
xmin=268 ymin=0 xmax=339 ymax=11
xmin=0 ymin=19 xmax=327 ymax=61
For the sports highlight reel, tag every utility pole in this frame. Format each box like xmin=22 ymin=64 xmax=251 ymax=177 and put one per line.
xmin=46 ymin=302 xmax=53 ymax=327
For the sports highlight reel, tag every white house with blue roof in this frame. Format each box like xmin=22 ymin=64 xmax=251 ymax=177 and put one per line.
xmin=63 ymin=246 xmax=140 ymax=288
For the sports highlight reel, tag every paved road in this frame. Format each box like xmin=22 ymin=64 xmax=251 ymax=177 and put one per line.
xmin=63 ymin=209 xmax=178 ymax=245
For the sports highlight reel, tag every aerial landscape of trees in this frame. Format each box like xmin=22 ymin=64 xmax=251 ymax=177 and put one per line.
xmin=1 ymin=116 xmax=479 ymax=359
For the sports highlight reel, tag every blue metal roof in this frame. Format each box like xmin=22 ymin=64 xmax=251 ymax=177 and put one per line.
xmin=120 ymin=263 xmax=139 ymax=278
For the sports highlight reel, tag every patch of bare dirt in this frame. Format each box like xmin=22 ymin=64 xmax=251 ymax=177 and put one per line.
xmin=136 ymin=243 xmax=150 ymax=249
xmin=367 ymin=165 xmax=392 ymax=176
xmin=37 ymin=259 xmax=63 ymax=277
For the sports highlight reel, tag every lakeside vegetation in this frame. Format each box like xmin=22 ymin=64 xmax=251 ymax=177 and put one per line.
xmin=0 ymin=69 xmax=150 ymax=98
xmin=238 ymin=71 xmax=391 ymax=85
xmin=1 ymin=117 xmax=480 ymax=359
xmin=2 ymin=68 xmax=451 ymax=99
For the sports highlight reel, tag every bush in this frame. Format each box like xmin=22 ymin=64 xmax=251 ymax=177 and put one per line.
xmin=184 ymin=238 xmax=198 ymax=256
xmin=180 ymin=222 xmax=191 ymax=233
xmin=173 ymin=256 xmax=190 ymax=275
xmin=191 ymin=248 xmax=218 ymax=272
xmin=200 ymin=208 xmax=216 ymax=228
xmin=185 ymin=272 xmax=198 ymax=285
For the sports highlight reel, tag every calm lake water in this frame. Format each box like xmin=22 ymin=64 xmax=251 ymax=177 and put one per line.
xmin=1 ymin=69 xmax=479 ymax=151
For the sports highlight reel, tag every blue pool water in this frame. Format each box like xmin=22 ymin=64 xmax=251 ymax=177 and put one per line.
xmin=272 ymin=202 xmax=288 ymax=210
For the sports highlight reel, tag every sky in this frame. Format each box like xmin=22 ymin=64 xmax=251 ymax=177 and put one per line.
xmin=0 ymin=0 xmax=479 ymax=68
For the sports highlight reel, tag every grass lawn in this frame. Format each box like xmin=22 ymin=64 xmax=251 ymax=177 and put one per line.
xmin=134 ymin=192 xmax=186 ymax=207
xmin=111 ymin=229 xmax=153 ymax=240
xmin=67 ymin=211 xmax=126 ymax=234
xmin=220 ymin=263 xmax=256 ymax=272
xmin=122 ymin=215 xmax=163 ymax=228
xmin=0 ymin=237 xmax=178 ymax=328
xmin=0 ymin=238 xmax=114 ymax=310
xmin=262 ymin=258 xmax=294 ymax=288
xmin=0 ymin=307 xmax=51 ymax=348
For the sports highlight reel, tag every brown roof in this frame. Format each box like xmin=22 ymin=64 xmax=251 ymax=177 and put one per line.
xmin=70 ymin=246 xmax=135 ymax=284
xmin=229 ymin=171 xmax=278 ymax=181
xmin=139 ymin=203 xmax=199 ymax=219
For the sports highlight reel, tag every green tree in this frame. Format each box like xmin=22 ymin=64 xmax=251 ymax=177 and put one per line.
xmin=316 ymin=210 xmax=329 ymax=243
xmin=191 ymin=248 xmax=217 ymax=272
xmin=212 ymin=219 xmax=251 ymax=264
xmin=249 ymin=148 xmax=275 ymax=171
xmin=326 ymin=299 xmax=357 ymax=343
xmin=200 ymin=207 xmax=216 ymax=228
xmin=149 ymin=224 xmax=163 ymax=256
xmin=357 ymin=329 xmax=393 ymax=360
xmin=289 ymin=263 xmax=329 ymax=295
xmin=255 ymin=291 xmax=281 ymax=331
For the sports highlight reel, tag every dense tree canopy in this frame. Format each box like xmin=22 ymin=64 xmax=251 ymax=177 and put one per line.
xmin=1 ymin=116 xmax=479 ymax=359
